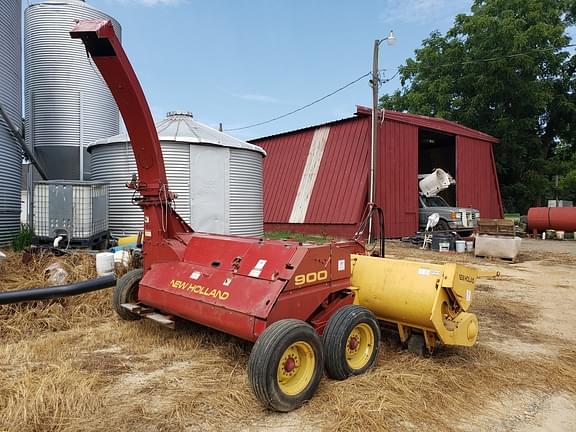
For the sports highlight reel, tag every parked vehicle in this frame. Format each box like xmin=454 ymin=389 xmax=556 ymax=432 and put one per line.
xmin=419 ymin=194 xmax=479 ymax=235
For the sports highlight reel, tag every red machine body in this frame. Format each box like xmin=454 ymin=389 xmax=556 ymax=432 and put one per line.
xmin=139 ymin=233 xmax=358 ymax=341
xmin=70 ymin=20 xmax=362 ymax=342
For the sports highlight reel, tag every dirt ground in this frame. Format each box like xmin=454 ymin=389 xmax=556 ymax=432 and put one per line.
xmin=0 ymin=238 xmax=575 ymax=431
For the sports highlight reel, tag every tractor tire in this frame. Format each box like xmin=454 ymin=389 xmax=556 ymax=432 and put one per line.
xmin=113 ymin=268 xmax=143 ymax=321
xmin=322 ymin=305 xmax=381 ymax=380
xmin=406 ymin=333 xmax=426 ymax=356
xmin=248 ymin=319 xmax=324 ymax=412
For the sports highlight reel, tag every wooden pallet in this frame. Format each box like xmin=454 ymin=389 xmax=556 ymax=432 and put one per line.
xmin=477 ymin=218 xmax=516 ymax=237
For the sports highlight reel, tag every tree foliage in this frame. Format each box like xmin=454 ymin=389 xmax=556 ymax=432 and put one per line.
xmin=380 ymin=0 xmax=576 ymax=213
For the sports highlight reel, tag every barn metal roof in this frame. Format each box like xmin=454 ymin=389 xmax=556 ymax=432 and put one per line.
xmin=251 ymin=106 xmax=499 ymax=144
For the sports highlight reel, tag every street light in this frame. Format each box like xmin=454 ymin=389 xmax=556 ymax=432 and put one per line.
xmin=368 ymin=30 xmax=396 ymax=245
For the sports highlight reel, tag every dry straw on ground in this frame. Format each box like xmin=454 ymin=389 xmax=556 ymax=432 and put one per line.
xmin=0 ymin=243 xmax=574 ymax=431
xmin=0 ymin=250 xmax=111 ymax=342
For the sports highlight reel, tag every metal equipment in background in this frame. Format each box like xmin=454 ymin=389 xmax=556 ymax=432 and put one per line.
xmin=33 ymin=181 xmax=109 ymax=248
xmin=25 ymin=0 xmax=121 ymax=180
xmin=527 ymin=207 xmax=576 ymax=234
xmin=0 ymin=0 xmax=23 ymax=246
xmin=69 ymin=20 xmax=480 ymax=413
xmin=89 ymin=111 xmax=266 ymax=238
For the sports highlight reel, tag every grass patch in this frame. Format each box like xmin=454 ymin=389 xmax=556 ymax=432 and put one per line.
xmin=11 ymin=224 xmax=34 ymax=252
xmin=265 ymin=230 xmax=330 ymax=243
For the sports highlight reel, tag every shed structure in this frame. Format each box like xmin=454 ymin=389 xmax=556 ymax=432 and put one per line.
xmin=251 ymin=106 xmax=502 ymax=238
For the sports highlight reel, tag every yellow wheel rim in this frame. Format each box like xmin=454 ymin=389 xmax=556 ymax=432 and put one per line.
xmin=345 ymin=323 xmax=375 ymax=370
xmin=276 ymin=341 xmax=315 ymax=396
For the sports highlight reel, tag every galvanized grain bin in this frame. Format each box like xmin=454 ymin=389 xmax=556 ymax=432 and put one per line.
xmin=24 ymin=0 xmax=121 ymax=180
xmin=0 ymin=0 xmax=23 ymax=246
xmin=89 ymin=112 xmax=266 ymax=238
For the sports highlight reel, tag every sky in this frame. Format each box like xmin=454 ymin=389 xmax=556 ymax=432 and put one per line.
xmin=28 ymin=0 xmax=476 ymax=140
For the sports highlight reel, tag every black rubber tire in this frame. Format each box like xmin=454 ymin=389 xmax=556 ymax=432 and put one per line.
xmin=112 ymin=268 xmax=143 ymax=321
xmin=322 ymin=305 xmax=381 ymax=380
xmin=248 ymin=319 xmax=324 ymax=412
xmin=434 ymin=219 xmax=450 ymax=231
xmin=407 ymin=333 xmax=426 ymax=356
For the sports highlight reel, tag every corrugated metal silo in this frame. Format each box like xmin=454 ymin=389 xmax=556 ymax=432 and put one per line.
xmin=0 ymin=0 xmax=23 ymax=245
xmin=24 ymin=0 xmax=121 ymax=180
xmin=89 ymin=112 xmax=266 ymax=238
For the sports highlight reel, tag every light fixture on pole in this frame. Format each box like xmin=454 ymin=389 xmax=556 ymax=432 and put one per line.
xmin=368 ymin=30 xmax=395 ymax=245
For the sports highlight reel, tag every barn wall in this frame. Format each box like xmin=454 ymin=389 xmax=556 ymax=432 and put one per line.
xmin=305 ymin=117 xmax=370 ymax=224
xmin=456 ymin=136 xmax=503 ymax=218
xmin=256 ymin=110 xmax=502 ymax=238
xmin=258 ymin=129 xmax=315 ymax=223
xmin=377 ymin=120 xmax=419 ymax=237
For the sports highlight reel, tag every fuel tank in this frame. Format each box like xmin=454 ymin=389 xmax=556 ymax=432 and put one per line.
xmin=527 ymin=207 xmax=576 ymax=233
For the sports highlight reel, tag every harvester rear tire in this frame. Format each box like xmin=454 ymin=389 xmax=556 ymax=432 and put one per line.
xmin=248 ymin=319 xmax=323 ymax=412
xmin=113 ymin=268 xmax=143 ymax=321
xmin=322 ymin=305 xmax=381 ymax=380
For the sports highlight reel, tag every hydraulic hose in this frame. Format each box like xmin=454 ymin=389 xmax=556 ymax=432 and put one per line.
xmin=0 ymin=274 xmax=116 ymax=305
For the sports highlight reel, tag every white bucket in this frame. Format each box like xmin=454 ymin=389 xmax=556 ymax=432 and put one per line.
xmin=96 ymin=252 xmax=115 ymax=276
xmin=114 ymin=250 xmax=131 ymax=268
xmin=466 ymin=240 xmax=474 ymax=252
xmin=455 ymin=240 xmax=466 ymax=253
xmin=439 ymin=242 xmax=450 ymax=252
xmin=556 ymin=231 xmax=565 ymax=240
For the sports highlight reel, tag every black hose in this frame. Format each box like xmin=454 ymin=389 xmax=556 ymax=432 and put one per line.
xmin=0 ymin=275 xmax=116 ymax=305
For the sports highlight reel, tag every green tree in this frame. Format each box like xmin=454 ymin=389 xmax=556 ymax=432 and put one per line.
xmin=380 ymin=0 xmax=576 ymax=213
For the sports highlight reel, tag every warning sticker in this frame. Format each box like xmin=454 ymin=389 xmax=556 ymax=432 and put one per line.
xmin=248 ymin=269 xmax=262 ymax=278
xmin=466 ymin=289 xmax=472 ymax=302
xmin=417 ymin=268 xmax=431 ymax=276
xmin=338 ymin=259 xmax=346 ymax=272
xmin=254 ymin=259 xmax=267 ymax=270
xmin=190 ymin=271 xmax=201 ymax=280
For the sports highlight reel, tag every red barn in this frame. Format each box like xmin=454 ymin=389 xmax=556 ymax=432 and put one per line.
xmin=250 ymin=106 xmax=503 ymax=238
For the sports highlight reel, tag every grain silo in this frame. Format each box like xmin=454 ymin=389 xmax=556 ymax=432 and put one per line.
xmin=89 ymin=112 xmax=266 ymax=238
xmin=0 ymin=0 xmax=23 ymax=245
xmin=24 ymin=0 xmax=121 ymax=180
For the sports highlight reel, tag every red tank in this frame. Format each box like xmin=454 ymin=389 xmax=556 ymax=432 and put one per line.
xmin=527 ymin=207 xmax=576 ymax=233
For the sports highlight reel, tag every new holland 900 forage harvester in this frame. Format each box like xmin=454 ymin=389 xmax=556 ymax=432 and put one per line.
xmin=70 ymin=20 xmax=479 ymax=412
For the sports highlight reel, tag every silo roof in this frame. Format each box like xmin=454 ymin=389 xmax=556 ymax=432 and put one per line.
xmin=89 ymin=112 xmax=266 ymax=155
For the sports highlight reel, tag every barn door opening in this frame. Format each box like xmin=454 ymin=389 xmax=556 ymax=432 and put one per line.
xmin=418 ymin=129 xmax=456 ymax=205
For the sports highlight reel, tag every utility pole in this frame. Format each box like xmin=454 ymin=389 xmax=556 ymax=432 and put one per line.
xmin=368 ymin=31 xmax=395 ymax=244
xmin=368 ymin=39 xmax=379 ymax=244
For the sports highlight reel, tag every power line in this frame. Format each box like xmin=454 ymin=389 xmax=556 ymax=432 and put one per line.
xmin=225 ymin=43 xmax=576 ymax=133
xmin=224 ymin=72 xmax=371 ymax=132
